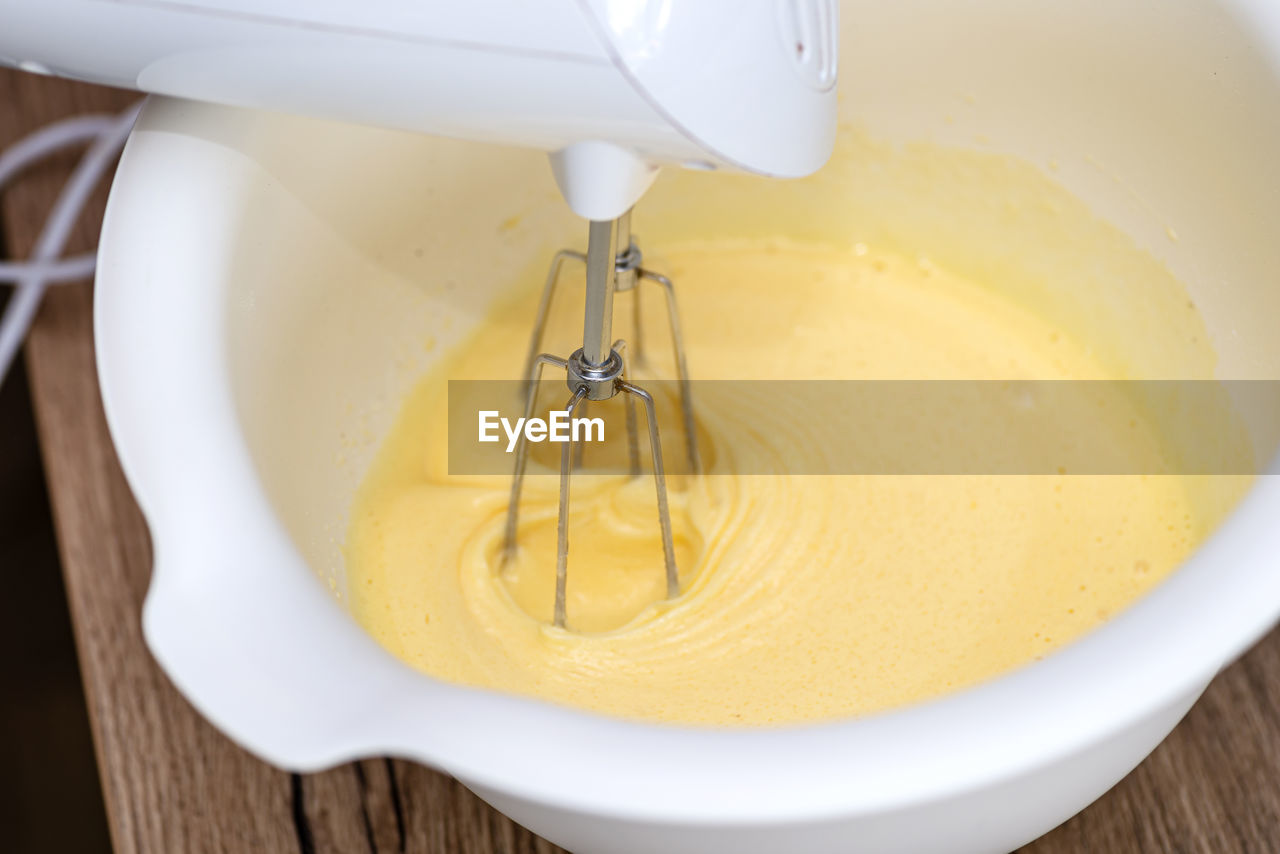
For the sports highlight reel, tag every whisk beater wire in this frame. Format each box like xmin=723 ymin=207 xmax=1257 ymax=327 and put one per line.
xmin=502 ymin=352 xmax=567 ymax=564
xmin=554 ymin=386 xmax=588 ymax=628
xmin=502 ymin=212 xmax=685 ymax=630
xmin=519 ymin=218 xmax=699 ymax=474
xmin=638 ymin=268 xmax=698 ymax=474
xmin=618 ymin=380 xmax=680 ymax=599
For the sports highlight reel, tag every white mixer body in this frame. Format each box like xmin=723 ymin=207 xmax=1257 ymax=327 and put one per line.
xmin=0 ymin=0 xmax=838 ymax=218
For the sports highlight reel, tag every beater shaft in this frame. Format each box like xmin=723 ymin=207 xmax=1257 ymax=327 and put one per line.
xmin=583 ymin=219 xmax=617 ymax=368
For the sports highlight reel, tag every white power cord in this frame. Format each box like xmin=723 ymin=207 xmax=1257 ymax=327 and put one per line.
xmin=0 ymin=102 xmax=142 ymax=385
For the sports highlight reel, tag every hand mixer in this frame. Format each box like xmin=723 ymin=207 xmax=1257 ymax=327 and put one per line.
xmin=2 ymin=0 xmax=839 ymax=628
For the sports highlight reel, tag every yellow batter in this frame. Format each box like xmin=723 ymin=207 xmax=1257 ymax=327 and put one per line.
xmin=346 ymin=224 xmax=1232 ymax=724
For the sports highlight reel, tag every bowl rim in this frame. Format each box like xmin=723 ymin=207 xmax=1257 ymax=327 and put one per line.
xmin=93 ymin=95 xmax=1280 ymax=824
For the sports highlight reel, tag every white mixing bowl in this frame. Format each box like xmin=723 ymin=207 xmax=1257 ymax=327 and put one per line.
xmin=95 ymin=1 xmax=1280 ymax=851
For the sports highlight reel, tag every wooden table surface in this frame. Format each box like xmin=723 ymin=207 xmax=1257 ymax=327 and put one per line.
xmin=2 ymin=70 xmax=1278 ymax=854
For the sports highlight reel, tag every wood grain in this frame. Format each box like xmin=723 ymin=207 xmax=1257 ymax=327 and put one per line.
xmin=2 ymin=69 xmax=1277 ymax=853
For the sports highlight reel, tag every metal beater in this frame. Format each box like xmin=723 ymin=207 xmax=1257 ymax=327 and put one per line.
xmin=502 ymin=211 xmax=698 ymax=629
